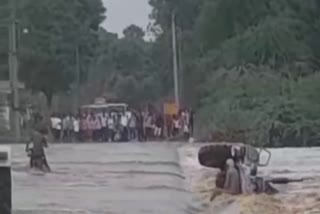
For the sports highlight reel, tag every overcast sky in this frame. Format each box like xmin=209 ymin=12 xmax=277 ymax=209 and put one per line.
xmin=102 ymin=0 xmax=152 ymax=37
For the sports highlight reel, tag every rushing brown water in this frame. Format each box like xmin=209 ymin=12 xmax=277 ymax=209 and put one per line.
xmin=9 ymin=143 xmax=320 ymax=214
xmin=179 ymin=145 xmax=320 ymax=214
xmin=11 ymin=143 xmax=205 ymax=214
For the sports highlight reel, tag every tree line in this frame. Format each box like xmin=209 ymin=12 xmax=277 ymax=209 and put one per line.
xmin=0 ymin=0 xmax=320 ymax=146
xmin=149 ymin=0 xmax=320 ymax=147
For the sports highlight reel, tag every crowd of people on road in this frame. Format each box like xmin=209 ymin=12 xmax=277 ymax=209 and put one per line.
xmin=25 ymin=105 xmax=194 ymax=173
xmin=50 ymin=108 xmax=194 ymax=143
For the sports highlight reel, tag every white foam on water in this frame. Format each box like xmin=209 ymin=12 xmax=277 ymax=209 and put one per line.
xmin=178 ymin=144 xmax=320 ymax=214
xmin=9 ymin=143 xmax=320 ymax=214
xmin=11 ymin=143 xmax=205 ymax=214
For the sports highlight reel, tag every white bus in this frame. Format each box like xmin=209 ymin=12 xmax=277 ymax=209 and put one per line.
xmin=80 ymin=103 xmax=128 ymax=114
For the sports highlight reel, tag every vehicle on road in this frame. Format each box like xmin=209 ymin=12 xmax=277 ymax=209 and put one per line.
xmin=198 ymin=143 xmax=303 ymax=195
xmin=198 ymin=143 xmax=271 ymax=176
xmin=80 ymin=103 xmax=128 ymax=114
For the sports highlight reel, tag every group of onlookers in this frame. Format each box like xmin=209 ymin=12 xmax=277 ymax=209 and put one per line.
xmin=50 ymin=111 xmax=131 ymax=142
xmin=165 ymin=109 xmax=194 ymax=140
xmin=50 ymin=108 xmax=194 ymax=143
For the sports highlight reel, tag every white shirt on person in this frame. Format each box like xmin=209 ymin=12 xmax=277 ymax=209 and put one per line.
xmin=121 ymin=115 xmax=128 ymax=127
xmin=51 ymin=117 xmax=62 ymax=130
xmin=73 ymin=118 xmax=80 ymax=133
xmin=108 ymin=117 xmax=115 ymax=129
xmin=173 ymin=119 xmax=180 ymax=129
xmin=100 ymin=114 xmax=107 ymax=128
xmin=145 ymin=115 xmax=153 ymax=128
xmin=129 ymin=115 xmax=137 ymax=128
xmin=125 ymin=111 xmax=132 ymax=122
xmin=183 ymin=124 xmax=189 ymax=133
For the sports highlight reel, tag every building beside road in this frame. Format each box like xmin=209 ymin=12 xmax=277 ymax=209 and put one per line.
xmin=0 ymin=80 xmax=25 ymax=132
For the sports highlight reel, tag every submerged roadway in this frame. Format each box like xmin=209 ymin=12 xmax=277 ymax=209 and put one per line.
xmin=10 ymin=143 xmax=320 ymax=214
xmin=11 ymin=143 xmax=205 ymax=214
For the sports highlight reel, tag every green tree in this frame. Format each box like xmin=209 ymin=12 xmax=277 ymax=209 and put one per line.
xmin=17 ymin=0 xmax=105 ymax=106
xmin=123 ymin=24 xmax=145 ymax=39
xmin=0 ymin=0 xmax=10 ymax=80
xmin=92 ymin=25 xmax=161 ymax=105
xmin=149 ymin=0 xmax=320 ymax=146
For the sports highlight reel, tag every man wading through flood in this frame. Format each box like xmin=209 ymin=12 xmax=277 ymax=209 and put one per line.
xmin=26 ymin=120 xmax=51 ymax=172
xmin=210 ymin=148 xmax=281 ymax=200
xmin=211 ymin=148 xmax=253 ymax=200
xmin=211 ymin=158 xmax=243 ymax=200
xmin=223 ymin=159 xmax=241 ymax=195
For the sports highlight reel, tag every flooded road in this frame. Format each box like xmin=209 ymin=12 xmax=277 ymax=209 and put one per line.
xmin=10 ymin=143 xmax=320 ymax=214
xmin=12 ymin=143 xmax=204 ymax=214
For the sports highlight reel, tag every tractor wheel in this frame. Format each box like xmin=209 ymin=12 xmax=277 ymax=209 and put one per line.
xmin=198 ymin=145 xmax=232 ymax=169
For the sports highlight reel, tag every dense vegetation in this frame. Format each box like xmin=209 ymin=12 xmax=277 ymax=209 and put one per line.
xmin=0 ymin=0 xmax=105 ymax=106
xmin=148 ymin=0 xmax=320 ymax=147
xmin=1 ymin=0 xmax=320 ymax=146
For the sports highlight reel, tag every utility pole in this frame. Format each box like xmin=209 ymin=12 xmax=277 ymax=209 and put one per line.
xmin=177 ymin=27 xmax=183 ymax=106
xmin=74 ymin=46 xmax=80 ymax=113
xmin=171 ymin=12 xmax=180 ymax=109
xmin=8 ymin=0 xmax=20 ymax=142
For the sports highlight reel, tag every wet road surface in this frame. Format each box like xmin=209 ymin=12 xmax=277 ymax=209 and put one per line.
xmin=10 ymin=143 xmax=320 ymax=214
xmin=12 ymin=143 xmax=204 ymax=214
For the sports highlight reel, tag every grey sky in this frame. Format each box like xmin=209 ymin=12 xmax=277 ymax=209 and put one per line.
xmin=102 ymin=0 xmax=152 ymax=37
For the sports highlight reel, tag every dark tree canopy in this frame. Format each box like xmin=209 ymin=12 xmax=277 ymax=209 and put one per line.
xmin=147 ymin=0 xmax=320 ymax=147
xmin=123 ymin=25 xmax=145 ymax=40
xmin=1 ymin=0 xmax=320 ymax=146
xmin=0 ymin=0 xmax=106 ymax=105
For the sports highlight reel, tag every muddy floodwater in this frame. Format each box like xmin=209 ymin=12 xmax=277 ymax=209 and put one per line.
xmin=180 ymin=146 xmax=320 ymax=214
xmin=10 ymin=143 xmax=320 ymax=214
xmin=12 ymin=143 xmax=205 ymax=214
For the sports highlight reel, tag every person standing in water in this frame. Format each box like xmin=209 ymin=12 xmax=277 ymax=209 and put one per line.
xmin=224 ymin=158 xmax=241 ymax=195
xmin=26 ymin=123 xmax=51 ymax=172
xmin=210 ymin=159 xmax=241 ymax=201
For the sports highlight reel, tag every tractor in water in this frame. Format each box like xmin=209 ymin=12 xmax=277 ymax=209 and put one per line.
xmin=0 ymin=146 xmax=12 ymax=214
xmin=198 ymin=143 xmax=304 ymax=196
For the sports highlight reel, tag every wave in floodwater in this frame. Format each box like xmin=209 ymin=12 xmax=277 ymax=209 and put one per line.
xmin=13 ymin=160 xmax=182 ymax=167
xmin=14 ymin=209 xmax=92 ymax=214
xmin=178 ymin=145 xmax=320 ymax=214
xmin=11 ymin=144 xmax=206 ymax=214
xmin=12 ymin=143 xmax=320 ymax=214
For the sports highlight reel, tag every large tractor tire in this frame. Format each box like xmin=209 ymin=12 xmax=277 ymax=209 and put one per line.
xmin=198 ymin=144 xmax=260 ymax=176
xmin=0 ymin=167 xmax=12 ymax=214
xmin=198 ymin=145 xmax=233 ymax=169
